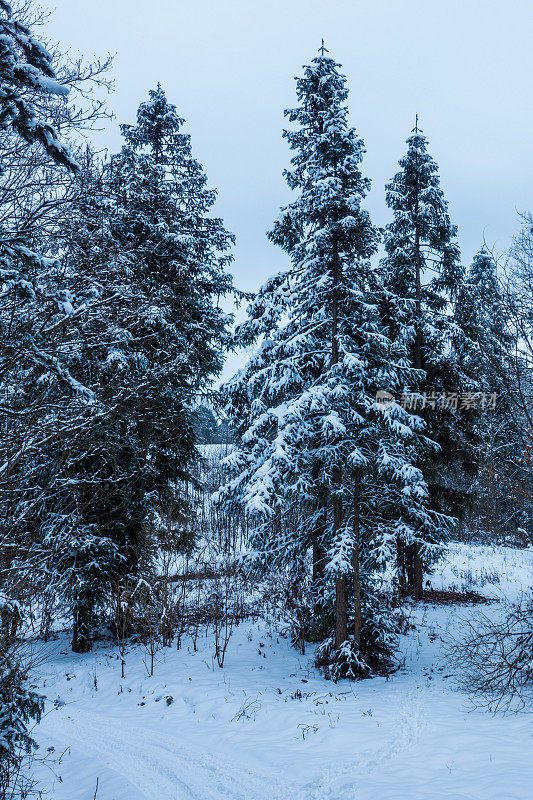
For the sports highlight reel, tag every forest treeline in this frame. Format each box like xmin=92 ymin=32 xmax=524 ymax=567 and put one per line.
xmin=0 ymin=3 xmax=532 ymax=794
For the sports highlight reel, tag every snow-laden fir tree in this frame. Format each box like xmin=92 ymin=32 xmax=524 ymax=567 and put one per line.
xmin=1 ymin=151 xmax=124 ymax=653
xmin=453 ymin=248 xmax=511 ymax=395
xmin=4 ymin=85 xmax=236 ymax=653
xmin=217 ymin=46 xmax=441 ymax=677
xmin=381 ymin=121 xmax=471 ymax=598
xmin=105 ymin=86 xmax=236 ymax=562
xmin=108 ymin=84 xmax=235 ymax=402
xmin=11 ymin=153 xmax=152 ymax=653
xmin=72 ymin=87 xmax=234 ymax=648
xmin=453 ymin=248 xmax=521 ymax=539
xmin=0 ymin=600 xmax=44 ymax=796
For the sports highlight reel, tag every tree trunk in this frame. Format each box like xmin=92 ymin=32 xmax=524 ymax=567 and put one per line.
xmin=311 ymin=466 xmax=326 ymax=624
xmin=312 ymin=504 xmax=325 ymax=622
xmin=413 ymin=170 xmax=424 ymax=601
xmin=413 ymin=548 xmax=423 ymax=600
xmin=331 ymin=238 xmax=347 ymax=647
xmin=406 ymin=543 xmax=416 ymax=590
xmin=71 ymin=607 xmax=93 ymax=653
xmin=353 ymin=471 xmax=362 ymax=648
xmin=312 ymin=536 xmax=323 ymax=584
xmin=396 ymin=535 xmax=407 ymax=596
xmin=333 ymin=467 xmax=346 ymax=648
xmin=335 ymin=574 xmax=347 ymax=648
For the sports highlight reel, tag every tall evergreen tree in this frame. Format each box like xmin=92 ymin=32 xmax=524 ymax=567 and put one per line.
xmin=218 ymin=47 xmax=440 ymax=676
xmin=453 ymin=248 xmax=510 ymax=394
xmin=381 ymin=121 xmax=474 ymax=597
xmin=3 ymin=87 xmax=236 ymax=653
xmin=109 ymin=84 xmax=235 ymax=400
xmin=58 ymin=89 xmax=234 ymax=650
xmin=2 ymin=153 xmax=143 ymax=653
xmin=453 ymin=248 xmax=521 ymax=539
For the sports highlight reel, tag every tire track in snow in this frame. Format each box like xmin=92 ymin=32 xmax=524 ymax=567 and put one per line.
xmin=41 ymin=707 xmax=290 ymax=800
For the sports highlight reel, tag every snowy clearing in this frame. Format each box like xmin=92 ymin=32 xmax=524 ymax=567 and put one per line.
xmin=32 ymin=543 xmax=533 ymax=800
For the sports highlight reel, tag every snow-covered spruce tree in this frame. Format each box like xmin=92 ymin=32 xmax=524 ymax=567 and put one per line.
xmin=108 ymin=85 xmax=234 ymax=406
xmin=0 ymin=158 xmax=112 ymax=654
xmin=454 ymin=249 xmax=522 ymax=539
xmin=106 ymin=85 xmax=235 ymax=521
xmin=10 ymin=153 xmax=151 ymax=654
xmin=381 ymin=122 xmax=473 ymax=598
xmin=77 ymin=87 xmax=233 ymax=642
xmin=453 ymin=248 xmax=511 ymax=397
xmin=0 ymin=613 xmax=44 ymax=799
xmin=6 ymin=83 xmax=236 ymax=652
xmin=217 ymin=47 xmax=440 ymax=677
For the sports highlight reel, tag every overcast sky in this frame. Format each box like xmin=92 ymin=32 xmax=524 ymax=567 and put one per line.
xmin=43 ymin=0 xmax=532 ymax=376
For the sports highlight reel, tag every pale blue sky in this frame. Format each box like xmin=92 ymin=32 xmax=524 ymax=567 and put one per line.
xmin=43 ymin=0 xmax=532 ymax=375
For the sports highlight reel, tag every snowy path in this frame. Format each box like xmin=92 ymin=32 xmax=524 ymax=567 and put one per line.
xmin=41 ymin=708 xmax=287 ymax=800
xmin=33 ymin=543 xmax=533 ymax=800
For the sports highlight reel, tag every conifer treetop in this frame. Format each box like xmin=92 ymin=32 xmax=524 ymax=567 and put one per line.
xmin=108 ymin=85 xmax=235 ymax=390
xmin=384 ymin=124 xmax=462 ymax=295
xmin=274 ymin=41 xmax=374 ymax=256
xmin=120 ymin=83 xmax=186 ymax=158
xmin=240 ymin=45 xmax=378 ymax=348
xmin=468 ymin=247 xmax=499 ymax=295
xmin=453 ymin=246 xmax=511 ymax=394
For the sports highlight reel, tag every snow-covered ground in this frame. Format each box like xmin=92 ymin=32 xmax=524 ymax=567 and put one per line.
xmin=32 ymin=543 xmax=533 ymax=800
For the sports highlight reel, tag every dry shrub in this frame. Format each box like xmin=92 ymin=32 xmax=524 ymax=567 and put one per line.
xmin=262 ymin=565 xmax=314 ymax=654
xmin=448 ymin=593 xmax=533 ymax=711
